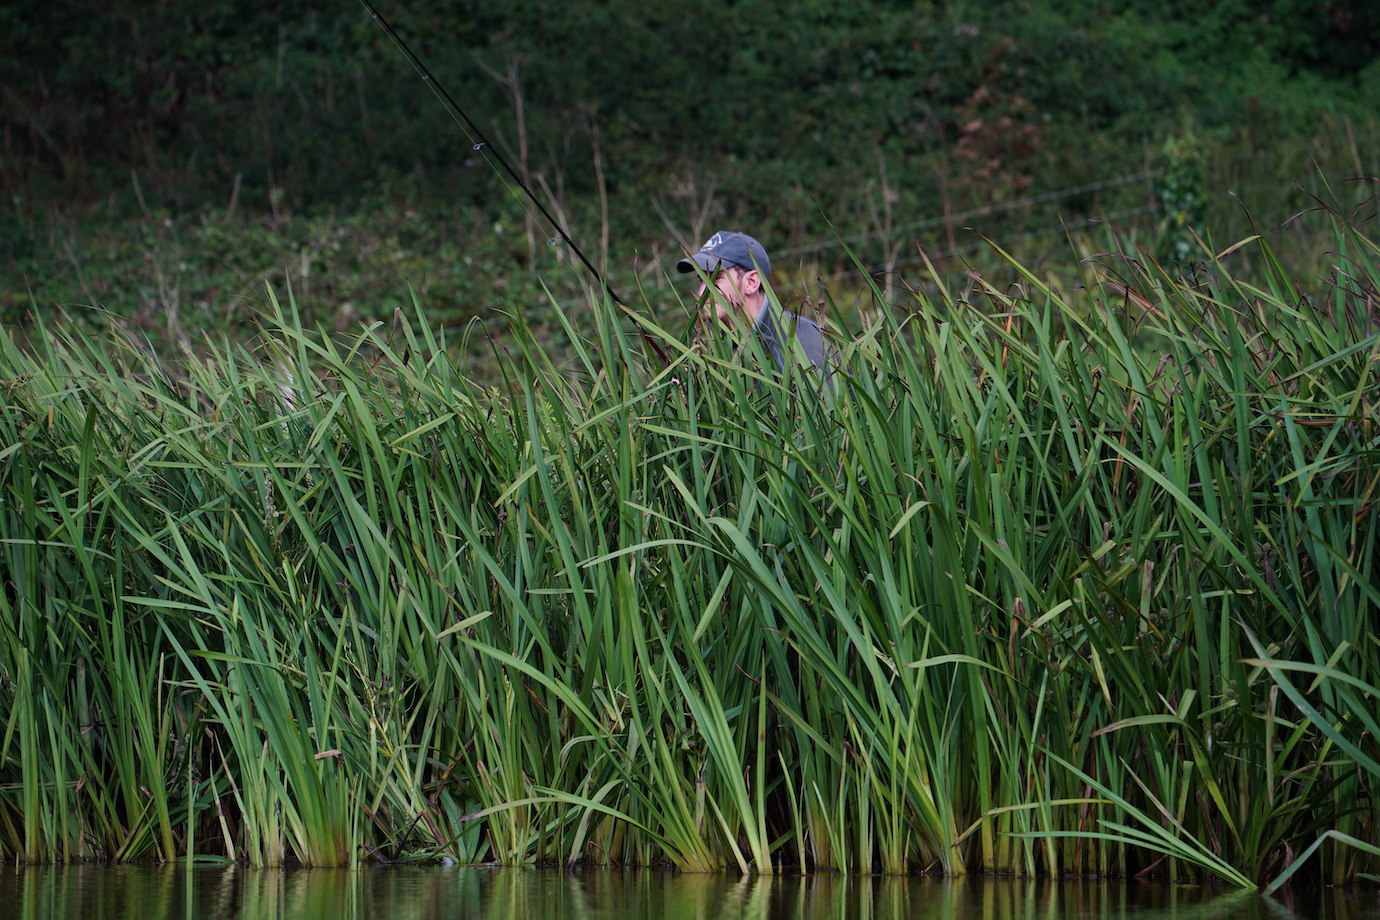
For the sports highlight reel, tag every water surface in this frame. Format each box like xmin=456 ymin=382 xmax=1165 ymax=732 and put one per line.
xmin=2 ymin=867 xmax=1376 ymax=920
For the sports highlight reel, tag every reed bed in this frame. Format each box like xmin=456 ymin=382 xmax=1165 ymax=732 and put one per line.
xmin=0 ymin=204 xmax=1377 ymax=886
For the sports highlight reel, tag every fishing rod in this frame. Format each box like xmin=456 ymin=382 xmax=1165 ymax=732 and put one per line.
xmin=359 ymin=0 xmax=624 ymax=308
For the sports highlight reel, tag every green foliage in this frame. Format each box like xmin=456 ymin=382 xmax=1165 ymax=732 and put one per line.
xmin=3 ymin=2 xmax=1379 ymax=353
xmin=1154 ymin=133 xmax=1207 ymax=266
xmin=5 ymin=131 xmax=1374 ymax=377
xmin=0 ymin=201 xmax=1377 ymax=883
xmin=0 ymin=199 xmax=550 ymax=348
xmin=2 ymin=1 xmax=1375 ymax=224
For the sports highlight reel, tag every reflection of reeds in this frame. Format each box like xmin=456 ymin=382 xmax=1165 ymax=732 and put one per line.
xmin=0 ymin=868 xmax=1292 ymax=920
xmin=0 ymin=199 xmax=1376 ymax=885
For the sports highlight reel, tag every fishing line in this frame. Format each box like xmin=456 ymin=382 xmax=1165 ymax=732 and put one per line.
xmin=359 ymin=0 xmax=623 ymax=307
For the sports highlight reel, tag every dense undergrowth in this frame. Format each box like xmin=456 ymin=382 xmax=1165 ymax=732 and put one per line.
xmin=0 ymin=203 xmax=1378 ymax=885
xmin=6 ymin=125 xmax=1376 ymax=387
xmin=5 ymin=1 xmax=1379 ymax=367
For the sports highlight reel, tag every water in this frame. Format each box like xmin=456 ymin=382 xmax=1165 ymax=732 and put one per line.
xmin=1 ymin=867 xmax=1376 ymax=920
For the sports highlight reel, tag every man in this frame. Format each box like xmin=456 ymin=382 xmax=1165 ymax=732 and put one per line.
xmin=676 ymin=231 xmax=830 ymax=373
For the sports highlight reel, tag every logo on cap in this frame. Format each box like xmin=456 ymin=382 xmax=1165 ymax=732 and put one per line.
xmin=675 ymin=230 xmax=771 ymax=277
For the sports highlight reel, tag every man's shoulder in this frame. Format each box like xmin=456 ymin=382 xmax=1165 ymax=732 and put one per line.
xmin=770 ymin=307 xmax=830 ymax=371
xmin=779 ymin=308 xmax=819 ymax=328
xmin=778 ymin=309 xmax=825 ymax=342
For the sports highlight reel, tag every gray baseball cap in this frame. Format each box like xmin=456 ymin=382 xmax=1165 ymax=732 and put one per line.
xmin=676 ymin=231 xmax=772 ymax=278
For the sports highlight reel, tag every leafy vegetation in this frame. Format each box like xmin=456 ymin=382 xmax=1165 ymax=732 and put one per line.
xmin=3 ymin=2 xmax=1378 ymax=360
xmin=1 ymin=193 xmax=1376 ymax=883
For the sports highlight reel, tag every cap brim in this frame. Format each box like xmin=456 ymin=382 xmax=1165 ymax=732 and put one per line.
xmin=676 ymin=252 xmax=722 ymax=274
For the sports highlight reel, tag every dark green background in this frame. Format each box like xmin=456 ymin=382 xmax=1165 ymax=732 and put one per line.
xmin=1 ymin=1 xmax=1377 ymax=347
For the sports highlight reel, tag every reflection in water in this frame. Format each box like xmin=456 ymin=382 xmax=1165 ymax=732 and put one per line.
xmin=1 ymin=867 xmax=1376 ymax=920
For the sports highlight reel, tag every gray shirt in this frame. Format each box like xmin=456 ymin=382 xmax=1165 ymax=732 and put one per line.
xmin=753 ymin=302 xmax=831 ymax=373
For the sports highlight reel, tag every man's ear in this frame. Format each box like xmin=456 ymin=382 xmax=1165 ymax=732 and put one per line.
xmin=742 ymin=269 xmax=762 ymax=295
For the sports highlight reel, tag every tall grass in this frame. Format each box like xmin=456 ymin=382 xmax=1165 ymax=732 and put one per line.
xmin=0 ymin=199 xmax=1376 ymax=884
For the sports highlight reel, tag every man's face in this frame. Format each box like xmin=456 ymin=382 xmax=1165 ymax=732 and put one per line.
xmin=696 ymin=266 xmax=759 ymax=325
